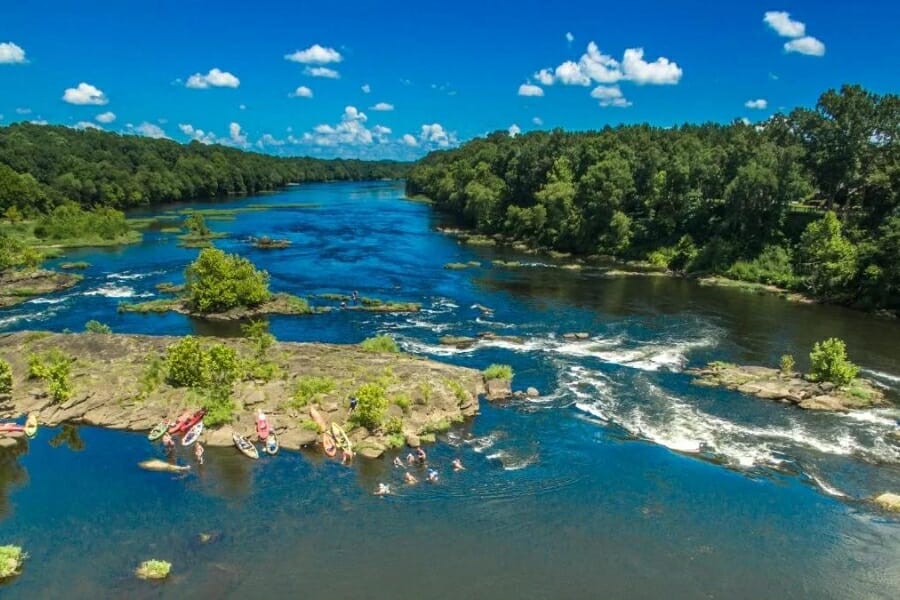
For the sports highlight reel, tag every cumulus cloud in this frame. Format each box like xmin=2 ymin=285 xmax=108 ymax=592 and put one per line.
xmin=291 ymin=85 xmax=314 ymax=98
xmin=185 ymin=68 xmax=240 ymax=89
xmin=15 ymin=107 xmax=31 ymax=115
xmin=508 ymin=124 xmax=521 ymax=137
xmin=565 ymin=32 xmax=574 ymax=43
xmin=0 ymin=42 xmax=26 ymax=64
xmin=229 ymin=122 xmax=247 ymax=146
xmin=304 ymin=66 xmax=339 ymax=79
xmin=531 ymin=42 xmax=682 ymax=91
xmin=518 ymin=83 xmax=545 ymax=97
xmin=132 ymin=122 xmax=167 ymax=139
xmin=591 ymin=85 xmax=631 ymax=107
xmin=744 ymin=98 xmax=768 ymax=110
xmin=555 ymin=61 xmax=591 ymax=86
xmin=401 ymin=133 xmax=418 ymax=147
xmin=257 ymin=133 xmax=285 ymax=148
xmin=95 ymin=111 xmax=116 ymax=123
xmin=763 ymin=11 xmax=806 ymax=38
xmin=303 ymin=106 xmax=381 ymax=146
xmin=74 ymin=121 xmax=103 ymax=130
xmin=371 ymin=102 xmax=394 ymax=111
xmin=361 ymin=83 xmax=371 ymax=94
xmin=533 ymin=69 xmax=555 ymax=86
xmin=284 ymin=44 xmax=342 ymax=64
xmin=621 ymin=48 xmax=682 ymax=85
xmin=178 ymin=123 xmax=218 ymax=144
xmin=63 ymin=82 xmax=109 ymax=105
xmin=784 ymin=36 xmax=826 ymax=56
xmin=419 ymin=123 xmax=457 ymax=148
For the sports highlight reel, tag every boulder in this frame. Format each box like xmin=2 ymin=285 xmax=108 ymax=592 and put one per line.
xmin=440 ymin=336 xmax=477 ymax=348
xmin=278 ymin=427 xmax=317 ymax=450
xmin=357 ymin=443 xmax=386 ymax=459
xmin=0 ymin=436 xmax=19 ymax=449
xmin=574 ymin=332 xmax=590 ymax=340
xmin=485 ymin=378 xmax=512 ymax=401
xmin=874 ymin=493 xmax=900 ymax=512
xmin=204 ymin=426 xmax=234 ymax=447
xmin=405 ymin=433 xmax=421 ymax=448
xmin=526 ymin=387 xmax=540 ymax=398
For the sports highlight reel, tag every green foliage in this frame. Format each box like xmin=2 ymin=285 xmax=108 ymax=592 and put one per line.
xmin=350 ymin=382 xmax=388 ymax=430
xmin=0 ymin=358 xmax=12 ymax=394
xmin=797 ymin=212 xmax=858 ymax=299
xmin=809 ymin=338 xmax=859 ymax=386
xmin=359 ymin=334 xmax=399 ymax=353
xmin=385 ymin=432 xmax=406 ymax=449
xmin=202 ymin=386 xmax=235 ymax=427
xmin=423 ymin=417 xmax=452 ymax=434
xmin=135 ymin=559 xmax=171 ymax=580
xmin=447 ymin=379 xmax=469 ymax=404
xmin=164 ymin=336 xmax=240 ymax=389
xmin=384 ymin=416 xmax=403 ymax=435
xmin=183 ymin=212 xmax=211 ymax=237
xmin=779 ymin=354 xmax=795 ymax=375
xmin=394 ymin=393 xmax=411 ymax=414
xmin=300 ymin=419 xmax=320 ymax=432
xmin=417 ymin=381 xmax=433 ymax=405
xmin=0 ymin=545 xmax=27 ymax=579
xmin=444 ymin=262 xmax=470 ymax=270
xmin=725 ymin=246 xmax=799 ymax=289
xmin=483 ymin=364 xmax=514 ymax=381
xmin=185 ymin=248 xmax=271 ymax=313
xmin=139 ymin=356 xmax=164 ymax=398
xmin=291 ymin=375 xmax=335 ymax=408
xmin=240 ymin=320 xmax=280 ymax=381
xmin=27 ymin=348 xmax=73 ymax=402
xmin=84 ymin=320 xmax=112 ymax=334
xmin=0 ymin=232 xmax=42 ymax=272
xmin=34 ymin=203 xmax=132 ymax=241
xmin=59 ymin=261 xmax=90 ymax=270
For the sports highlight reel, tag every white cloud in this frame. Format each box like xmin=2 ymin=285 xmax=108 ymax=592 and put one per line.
xmin=133 ymin=122 xmax=167 ymax=139
xmin=63 ymin=82 xmax=109 ymax=105
xmin=579 ymin=42 xmax=623 ymax=84
xmin=95 ymin=111 xmax=116 ymax=123
xmin=565 ymin=32 xmax=574 ymax=43
xmin=291 ymin=85 xmax=314 ymax=98
xmin=590 ymin=85 xmax=631 ymax=107
xmin=518 ymin=83 xmax=545 ymax=97
xmin=257 ymin=133 xmax=285 ymax=148
xmin=15 ymin=107 xmax=31 ymax=115
xmin=303 ymin=105 xmax=380 ymax=147
xmin=361 ymin=83 xmax=371 ymax=94
xmin=784 ymin=36 xmax=826 ymax=56
xmin=29 ymin=119 xmax=48 ymax=125
xmin=185 ymin=68 xmax=240 ymax=89
xmin=621 ymin=48 xmax=682 ymax=85
xmin=763 ymin=11 xmax=806 ymax=38
xmin=534 ymin=68 xmax=555 ymax=86
xmin=229 ymin=122 xmax=247 ymax=146
xmin=532 ymin=116 xmax=543 ymax=126
xmin=555 ymin=61 xmax=591 ymax=86
xmin=284 ymin=44 xmax=342 ymax=64
xmin=419 ymin=123 xmax=457 ymax=148
xmin=74 ymin=121 xmax=103 ymax=130
xmin=401 ymin=133 xmax=418 ymax=147
xmin=371 ymin=102 xmax=394 ymax=111
xmin=744 ymin=98 xmax=768 ymax=110
xmin=508 ymin=124 xmax=521 ymax=137
xmin=304 ymin=66 xmax=340 ymax=79
xmin=239 ymin=103 xmax=247 ymax=110
xmin=0 ymin=42 xmax=26 ymax=64
xmin=178 ymin=123 xmax=218 ymax=144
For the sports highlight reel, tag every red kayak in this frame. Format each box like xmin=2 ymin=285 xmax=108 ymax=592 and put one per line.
xmin=0 ymin=423 xmax=25 ymax=433
xmin=168 ymin=411 xmax=192 ymax=434
xmin=173 ymin=409 xmax=206 ymax=435
xmin=256 ymin=411 xmax=270 ymax=441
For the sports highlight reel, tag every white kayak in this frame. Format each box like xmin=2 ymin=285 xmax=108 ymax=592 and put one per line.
xmin=182 ymin=421 xmax=204 ymax=446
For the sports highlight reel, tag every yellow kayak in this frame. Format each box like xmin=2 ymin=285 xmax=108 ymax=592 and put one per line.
xmin=24 ymin=414 xmax=38 ymax=438
xmin=331 ymin=423 xmax=352 ymax=453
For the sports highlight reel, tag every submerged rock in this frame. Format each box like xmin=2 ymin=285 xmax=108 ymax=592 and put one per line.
xmin=526 ymin=387 xmax=540 ymax=398
xmin=138 ymin=459 xmax=190 ymax=473
xmin=874 ymin=493 xmax=900 ymax=512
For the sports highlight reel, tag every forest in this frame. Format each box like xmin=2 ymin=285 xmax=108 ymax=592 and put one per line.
xmin=407 ymin=85 xmax=899 ymax=312
xmin=0 ymin=122 xmax=408 ymax=214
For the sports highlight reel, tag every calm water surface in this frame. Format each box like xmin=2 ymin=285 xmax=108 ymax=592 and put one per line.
xmin=1 ymin=181 xmax=899 ymax=598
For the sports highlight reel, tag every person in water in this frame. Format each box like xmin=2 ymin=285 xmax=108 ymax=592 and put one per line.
xmin=416 ymin=447 xmax=427 ymax=464
xmin=404 ymin=472 xmax=418 ymax=485
xmin=342 ymin=448 xmax=354 ymax=465
xmin=393 ymin=456 xmax=404 ymax=468
xmin=375 ymin=483 xmax=391 ymax=496
xmin=427 ymin=468 xmax=439 ymax=483
xmin=452 ymin=458 xmax=465 ymax=471
xmin=194 ymin=442 xmax=204 ymax=465
xmin=162 ymin=432 xmax=175 ymax=450
xmin=406 ymin=452 xmax=416 ymax=465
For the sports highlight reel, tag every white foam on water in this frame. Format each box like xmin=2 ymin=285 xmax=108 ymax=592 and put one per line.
xmin=27 ymin=296 xmax=69 ymax=305
xmin=83 ymin=284 xmax=154 ymax=299
xmin=808 ymin=473 xmax=848 ymax=498
xmin=0 ymin=307 xmax=61 ymax=329
xmin=485 ymin=449 xmax=538 ymax=471
xmin=861 ymin=368 xmax=900 ymax=386
xmin=466 ymin=433 xmax=498 ymax=454
xmin=106 ymin=270 xmax=164 ymax=281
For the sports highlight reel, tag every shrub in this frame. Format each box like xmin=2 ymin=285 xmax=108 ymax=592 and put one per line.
xmin=84 ymin=320 xmax=112 ymax=334
xmin=183 ymin=213 xmax=211 ymax=237
xmin=351 ymin=382 xmax=388 ymax=430
xmin=483 ymin=364 xmax=514 ymax=381
xmin=0 ymin=545 xmax=27 ymax=579
xmin=242 ymin=320 xmax=275 ymax=356
xmin=185 ymin=248 xmax=271 ymax=313
xmin=779 ymin=354 xmax=795 ymax=375
xmin=0 ymin=232 xmax=42 ymax=272
xmin=202 ymin=387 xmax=235 ymax=427
xmin=394 ymin=393 xmax=411 ymax=414
xmin=164 ymin=336 xmax=208 ymax=388
xmin=417 ymin=381 xmax=433 ymax=405
xmin=359 ymin=335 xmax=399 ymax=353
xmin=384 ymin=415 xmax=403 ymax=435
xmin=135 ymin=559 xmax=171 ymax=580
xmin=725 ymin=246 xmax=799 ymax=288
xmin=292 ymin=375 xmax=335 ymax=408
xmin=34 ymin=203 xmax=130 ymax=241
xmin=809 ymin=338 xmax=858 ymax=386
xmin=27 ymin=349 xmax=73 ymax=402
xmin=0 ymin=359 xmax=11 ymax=394
xmin=385 ymin=433 xmax=405 ymax=449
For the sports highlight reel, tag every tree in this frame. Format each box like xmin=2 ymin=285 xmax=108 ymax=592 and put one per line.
xmin=185 ymin=248 xmax=271 ymax=313
xmin=796 ymin=212 xmax=858 ymax=299
xmin=809 ymin=338 xmax=858 ymax=386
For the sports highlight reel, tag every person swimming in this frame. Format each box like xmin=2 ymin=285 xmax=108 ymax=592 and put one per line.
xmin=427 ymin=468 xmax=439 ymax=483
xmin=375 ymin=483 xmax=391 ymax=496
xmin=406 ymin=452 xmax=416 ymax=465
xmin=393 ymin=456 xmax=404 ymax=468
xmin=452 ymin=458 xmax=465 ymax=471
xmin=416 ymin=447 xmax=427 ymax=464
xmin=404 ymin=472 xmax=418 ymax=485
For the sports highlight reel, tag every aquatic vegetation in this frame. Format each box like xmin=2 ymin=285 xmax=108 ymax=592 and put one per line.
xmin=780 ymin=354 xmax=795 ymax=375
xmin=491 ymin=260 xmax=521 ymax=268
xmin=483 ymin=364 xmax=514 ymax=381
xmin=316 ymin=292 xmax=350 ymax=301
xmin=0 ymin=358 xmax=11 ymax=394
xmin=159 ymin=226 xmax=182 ymax=234
xmin=185 ymin=248 xmax=271 ymax=313
xmin=444 ymin=262 xmax=469 ymax=270
xmin=359 ymin=335 xmax=399 ymax=353
xmin=154 ymin=282 xmax=184 ymax=294
xmin=27 ymin=348 xmax=73 ymax=402
xmin=183 ymin=213 xmax=211 ymax=237
xmin=291 ymin=375 xmax=336 ymax=408
xmin=59 ymin=261 xmax=90 ymax=270
xmin=809 ymin=338 xmax=858 ymax=386
xmin=0 ymin=545 xmax=27 ymax=579
xmin=135 ymin=559 xmax=171 ymax=580
xmin=84 ymin=320 xmax=112 ymax=334
xmin=251 ymin=235 xmax=291 ymax=249
xmin=118 ymin=298 xmax=181 ymax=313
xmin=351 ymin=382 xmax=388 ymax=430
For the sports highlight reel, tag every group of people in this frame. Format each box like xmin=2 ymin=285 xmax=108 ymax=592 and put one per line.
xmin=161 ymin=432 xmax=204 ymax=464
xmin=339 ymin=290 xmax=361 ymax=309
xmin=375 ymin=447 xmax=465 ymax=495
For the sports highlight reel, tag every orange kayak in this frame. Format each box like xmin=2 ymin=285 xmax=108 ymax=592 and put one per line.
xmin=322 ymin=431 xmax=337 ymax=457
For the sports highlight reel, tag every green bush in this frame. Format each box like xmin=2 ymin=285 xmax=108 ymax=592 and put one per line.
xmin=185 ymin=248 xmax=271 ymax=313
xmin=726 ymin=246 xmax=799 ymax=288
xmin=483 ymin=364 xmax=514 ymax=381
xmin=27 ymin=349 xmax=73 ymax=402
xmin=394 ymin=393 xmax=411 ymax=414
xmin=359 ymin=335 xmax=399 ymax=353
xmin=291 ymin=375 xmax=335 ymax=408
xmin=779 ymin=354 xmax=795 ymax=375
xmin=164 ymin=336 xmax=208 ymax=388
xmin=0 ymin=232 xmax=42 ymax=272
xmin=0 ymin=544 xmax=27 ymax=579
xmin=84 ymin=320 xmax=112 ymax=334
xmin=183 ymin=213 xmax=211 ymax=237
xmin=34 ymin=203 xmax=130 ymax=241
xmin=0 ymin=358 xmax=12 ymax=394
xmin=350 ymin=382 xmax=388 ymax=430
xmin=202 ymin=386 xmax=235 ymax=427
xmin=809 ymin=338 xmax=858 ymax=386
xmin=384 ymin=415 xmax=403 ymax=435
xmin=135 ymin=559 xmax=171 ymax=580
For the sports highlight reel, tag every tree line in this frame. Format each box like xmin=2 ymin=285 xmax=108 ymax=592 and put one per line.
xmin=407 ymin=85 xmax=899 ymax=311
xmin=0 ymin=122 xmax=409 ymax=215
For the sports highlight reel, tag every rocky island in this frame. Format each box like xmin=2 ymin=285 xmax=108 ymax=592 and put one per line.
xmin=0 ymin=269 xmax=81 ymax=308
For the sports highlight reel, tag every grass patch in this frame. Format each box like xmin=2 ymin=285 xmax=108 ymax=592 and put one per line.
xmin=385 ymin=433 xmax=405 ymax=449
xmin=483 ymin=364 xmax=514 ymax=381
xmin=118 ymin=298 xmax=181 ymax=314
xmin=159 ymin=226 xmax=183 ymax=234
xmin=444 ymin=262 xmax=470 ymax=270
xmin=417 ymin=381 xmax=433 ymax=405
xmin=85 ymin=320 xmax=112 ymax=334
xmin=0 ymin=545 xmax=27 ymax=579
xmin=59 ymin=261 xmax=90 ymax=270
xmin=155 ymin=282 xmax=185 ymax=294
xmin=423 ymin=418 xmax=452 ymax=434
xmin=394 ymin=393 xmax=411 ymax=414
xmin=27 ymin=348 xmax=73 ymax=402
xmin=360 ymin=335 xmax=400 ymax=353
xmin=300 ymin=419 xmax=320 ymax=432
xmin=291 ymin=375 xmax=336 ymax=408
xmin=135 ymin=559 xmax=171 ymax=580
xmin=463 ymin=235 xmax=497 ymax=246
xmin=847 ymin=383 xmax=873 ymax=400
xmin=491 ymin=260 xmax=521 ymax=268
xmin=315 ymin=293 xmax=351 ymax=302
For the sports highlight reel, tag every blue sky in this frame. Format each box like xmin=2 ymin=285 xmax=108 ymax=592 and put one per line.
xmin=1 ymin=0 xmax=898 ymax=160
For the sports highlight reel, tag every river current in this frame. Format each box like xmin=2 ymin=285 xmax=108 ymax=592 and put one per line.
xmin=1 ymin=181 xmax=898 ymax=598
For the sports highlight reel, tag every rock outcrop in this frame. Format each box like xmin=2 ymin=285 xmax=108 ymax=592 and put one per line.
xmin=0 ymin=270 xmax=81 ymax=308
xmin=484 ymin=378 xmax=512 ymax=401
xmin=874 ymin=492 xmax=900 ymax=512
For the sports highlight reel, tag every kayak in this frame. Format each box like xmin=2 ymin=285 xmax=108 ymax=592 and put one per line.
xmin=174 ymin=409 xmax=206 ymax=435
xmin=331 ymin=423 xmax=352 ymax=453
xmin=182 ymin=421 xmax=204 ymax=446
xmin=0 ymin=423 xmax=25 ymax=433
xmin=168 ymin=411 xmax=192 ymax=433
xmin=322 ymin=431 xmax=337 ymax=457
xmin=24 ymin=414 xmax=38 ymax=438
xmin=148 ymin=420 xmax=171 ymax=441
xmin=264 ymin=430 xmax=279 ymax=455
xmin=256 ymin=411 xmax=270 ymax=440
xmin=309 ymin=406 xmax=327 ymax=432
xmin=233 ymin=432 xmax=259 ymax=460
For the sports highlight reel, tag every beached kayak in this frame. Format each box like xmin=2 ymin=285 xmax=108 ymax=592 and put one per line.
xmin=174 ymin=409 xmax=206 ymax=435
xmin=168 ymin=411 xmax=192 ymax=433
xmin=265 ymin=430 xmax=279 ymax=455
xmin=331 ymin=423 xmax=352 ymax=453
xmin=182 ymin=421 xmax=204 ymax=446
xmin=322 ymin=431 xmax=337 ymax=457
xmin=309 ymin=406 xmax=327 ymax=432
xmin=24 ymin=414 xmax=38 ymax=438
xmin=233 ymin=432 xmax=259 ymax=460
xmin=148 ymin=420 xmax=170 ymax=441
xmin=0 ymin=423 xmax=25 ymax=433
xmin=256 ymin=410 xmax=270 ymax=440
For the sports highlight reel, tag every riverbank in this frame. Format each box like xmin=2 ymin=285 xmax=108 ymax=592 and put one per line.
xmin=0 ymin=270 xmax=81 ymax=308
xmin=0 ymin=331 xmax=483 ymax=457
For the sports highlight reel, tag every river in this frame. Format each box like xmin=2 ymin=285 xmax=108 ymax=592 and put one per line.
xmin=1 ymin=181 xmax=899 ymax=598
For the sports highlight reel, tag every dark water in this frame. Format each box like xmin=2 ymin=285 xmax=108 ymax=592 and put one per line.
xmin=1 ymin=181 xmax=899 ymax=598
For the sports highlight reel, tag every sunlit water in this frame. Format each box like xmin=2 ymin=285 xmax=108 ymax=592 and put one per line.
xmin=1 ymin=181 xmax=899 ymax=598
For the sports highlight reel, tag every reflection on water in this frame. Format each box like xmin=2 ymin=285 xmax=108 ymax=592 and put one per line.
xmin=0 ymin=443 xmax=27 ymax=519
xmin=48 ymin=425 xmax=85 ymax=452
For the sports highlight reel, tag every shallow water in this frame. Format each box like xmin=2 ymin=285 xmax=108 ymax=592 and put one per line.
xmin=1 ymin=181 xmax=899 ymax=598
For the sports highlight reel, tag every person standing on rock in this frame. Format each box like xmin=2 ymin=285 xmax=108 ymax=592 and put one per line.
xmin=348 ymin=396 xmax=359 ymax=415
xmin=194 ymin=441 xmax=204 ymax=465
